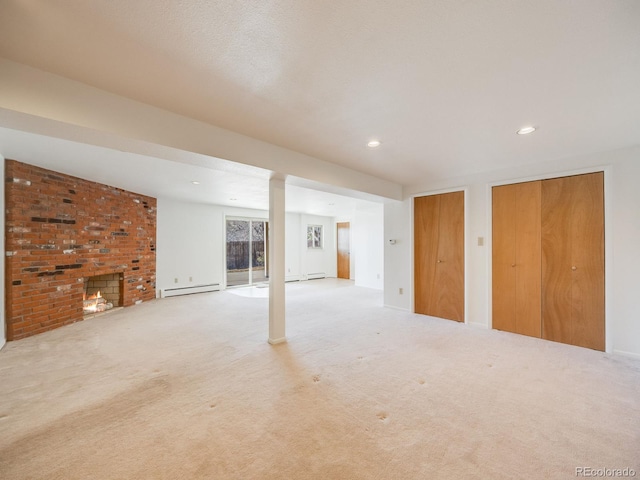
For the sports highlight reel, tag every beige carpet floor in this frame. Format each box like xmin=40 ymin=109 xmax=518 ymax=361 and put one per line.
xmin=0 ymin=279 xmax=638 ymax=479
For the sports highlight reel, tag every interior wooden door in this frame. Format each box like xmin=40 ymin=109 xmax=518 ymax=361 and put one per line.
xmin=570 ymin=173 xmax=605 ymax=349
xmin=492 ymin=184 xmax=517 ymax=332
xmin=337 ymin=222 xmax=350 ymax=279
xmin=515 ymin=181 xmax=542 ymax=337
xmin=414 ymin=191 xmax=464 ymax=322
xmin=415 ymin=195 xmax=440 ymax=316
xmin=492 ymin=181 xmax=541 ymax=337
xmin=542 ymin=172 xmax=604 ymax=350
xmin=437 ymin=191 xmax=465 ymax=321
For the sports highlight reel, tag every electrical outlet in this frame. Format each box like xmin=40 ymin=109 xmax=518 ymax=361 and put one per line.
xmin=478 ymin=236 xmax=484 ymax=246
xmin=376 ymin=273 xmax=380 ymax=279
xmin=174 ymin=278 xmax=178 ymax=283
xmin=399 ymin=287 xmax=403 ymax=295
xmin=189 ymin=276 xmax=192 ymax=282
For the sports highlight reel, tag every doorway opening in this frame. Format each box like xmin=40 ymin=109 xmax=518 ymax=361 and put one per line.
xmin=337 ymin=222 xmax=350 ymax=279
xmin=226 ymin=218 xmax=269 ymax=288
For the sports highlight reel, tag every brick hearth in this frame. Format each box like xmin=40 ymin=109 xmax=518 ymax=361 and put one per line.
xmin=5 ymin=160 xmax=156 ymax=340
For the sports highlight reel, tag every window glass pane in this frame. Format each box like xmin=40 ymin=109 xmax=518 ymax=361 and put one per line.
xmin=226 ymin=220 xmax=250 ymax=286
xmin=251 ymin=221 xmax=267 ymax=283
xmin=307 ymin=225 xmax=322 ymax=249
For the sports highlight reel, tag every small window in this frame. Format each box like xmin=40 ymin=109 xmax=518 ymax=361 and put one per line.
xmin=307 ymin=225 xmax=323 ymax=249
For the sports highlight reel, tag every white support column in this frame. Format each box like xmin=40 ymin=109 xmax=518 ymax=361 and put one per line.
xmin=268 ymin=176 xmax=286 ymax=344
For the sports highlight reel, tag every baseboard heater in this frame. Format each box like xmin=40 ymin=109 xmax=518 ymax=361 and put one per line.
xmin=306 ymin=272 xmax=326 ymax=280
xmin=161 ymin=283 xmax=221 ymax=298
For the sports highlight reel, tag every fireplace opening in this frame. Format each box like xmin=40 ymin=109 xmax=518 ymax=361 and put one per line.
xmin=83 ymin=273 xmax=123 ymax=315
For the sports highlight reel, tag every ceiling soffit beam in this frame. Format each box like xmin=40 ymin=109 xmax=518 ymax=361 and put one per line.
xmin=0 ymin=58 xmax=402 ymax=201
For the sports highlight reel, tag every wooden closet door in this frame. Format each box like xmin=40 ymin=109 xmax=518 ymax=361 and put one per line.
xmin=414 ymin=191 xmax=464 ymax=322
xmin=415 ymin=195 xmax=440 ymax=316
xmin=493 ymin=184 xmax=516 ymax=331
xmin=542 ymin=172 xmax=604 ymax=350
xmin=514 ymin=181 xmax=542 ymax=337
xmin=492 ymin=181 xmax=541 ymax=337
xmin=570 ymin=172 xmax=605 ymax=350
xmin=437 ymin=191 xmax=465 ymax=321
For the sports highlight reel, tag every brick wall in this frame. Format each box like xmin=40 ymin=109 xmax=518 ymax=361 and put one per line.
xmin=5 ymin=160 xmax=156 ymax=340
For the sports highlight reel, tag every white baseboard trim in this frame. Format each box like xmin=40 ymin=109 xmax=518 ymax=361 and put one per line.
xmin=268 ymin=337 xmax=287 ymax=345
xmin=383 ymin=304 xmax=410 ymax=312
xmin=0 ymin=339 xmax=5 ymax=351
xmin=612 ymin=349 xmax=640 ymax=360
xmin=468 ymin=322 xmax=489 ymax=329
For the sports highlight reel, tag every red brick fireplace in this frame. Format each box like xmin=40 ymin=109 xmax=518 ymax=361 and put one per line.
xmin=5 ymin=160 xmax=157 ymax=340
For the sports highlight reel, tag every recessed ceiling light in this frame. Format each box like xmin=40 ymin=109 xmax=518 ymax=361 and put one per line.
xmin=328 ymin=203 xmax=335 ymax=206
xmin=367 ymin=140 xmax=381 ymax=148
xmin=516 ymin=126 xmax=536 ymax=135
xmin=191 ymin=181 xmax=200 ymax=185
xmin=229 ymin=198 xmax=237 ymax=201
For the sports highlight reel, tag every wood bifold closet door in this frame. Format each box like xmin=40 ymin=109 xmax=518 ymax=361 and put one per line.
xmin=541 ymin=173 xmax=605 ymax=351
xmin=492 ymin=172 xmax=604 ymax=351
xmin=414 ymin=191 xmax=464 ymax=322
xmin=492 ymin=181 xmax=541 ymax=337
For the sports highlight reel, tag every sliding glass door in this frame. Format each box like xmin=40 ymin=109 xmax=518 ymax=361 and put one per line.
xmin=251 ymin=221 xmax=267 ymax=284
xmin=226 ymin=218 xmax=268 ymax=287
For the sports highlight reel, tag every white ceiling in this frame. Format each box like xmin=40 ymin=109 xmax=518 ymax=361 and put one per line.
xmin=0 ymin=1 xmax=639 ymax=193
xmin=0 ymin=127 xmax=373 ymax=217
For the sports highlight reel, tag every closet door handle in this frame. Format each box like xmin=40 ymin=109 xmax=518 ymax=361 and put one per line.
xmin=511 ymin=264 xmax=516 ymax=267
xmin=571 ymin=266 xmax=577 ymax=271
xmin=437 ymin=260 xmax=443 ymax=263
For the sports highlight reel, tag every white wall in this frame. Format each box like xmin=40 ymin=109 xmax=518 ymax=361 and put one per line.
xmin=157 ymin=199 xmax=225 ymax=290
xmin=333 ymin=206 xmax=385 ymax=289
xmin=156 ymin=199 xmax=338 ymax=293
xmin=299 ymin=214 xmax=337 ymax=279
xmin=352 ymin=204 xmax=384 ymax=290
xmin=285 ymin=213 xmax=301 ymax=281
xmin=610 ymin=154 xmax=640 ymax=358
xmin=384 ymin=146 xmax=640 ymax=358
xmin=1 ymin=155 xmax=5 ymax=349
xmin=383 ymin=199 xmax=412 ymax=308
